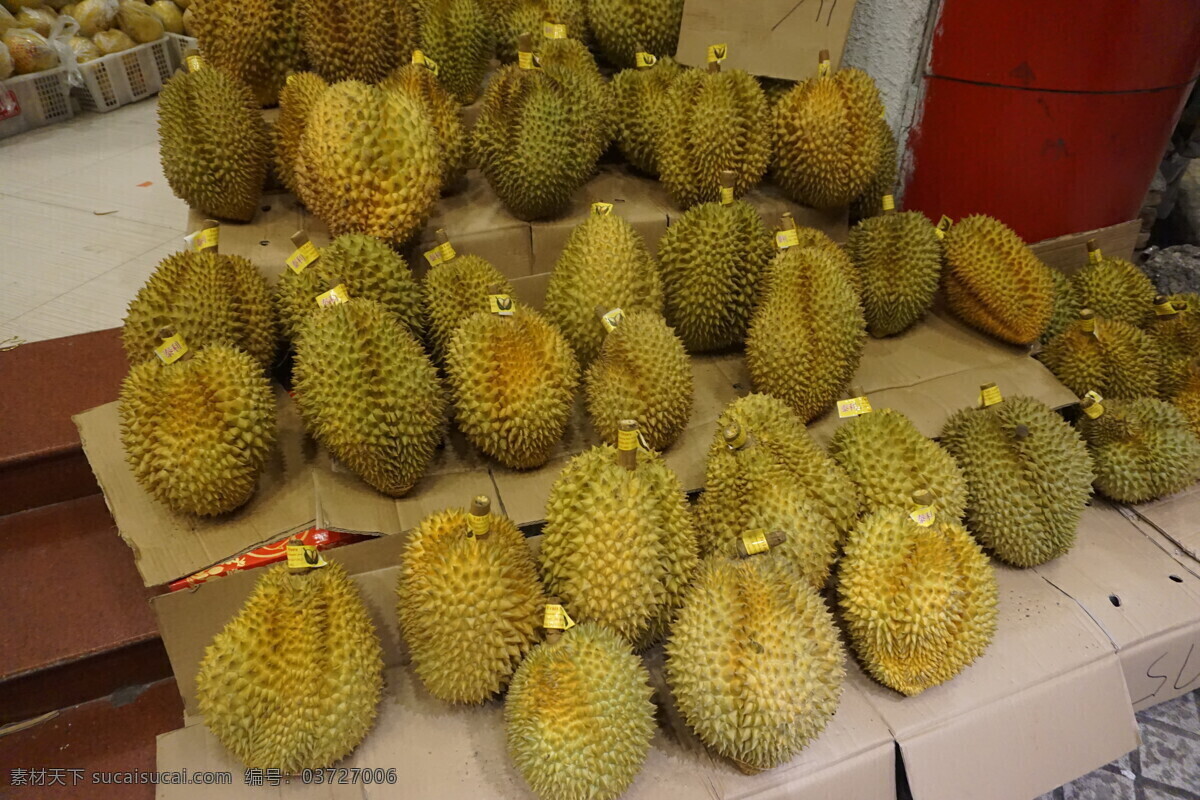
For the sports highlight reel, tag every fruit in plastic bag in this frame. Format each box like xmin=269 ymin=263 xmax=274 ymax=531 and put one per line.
xmin=93 ymin=26 xmax=133 ymax=51
xmin=0 ymin=7 xmax=16 ymax=36
xmin=15 ymin=6 xmax=55 ymax=36
xmin=117 ymin=0 xmax=163 ymax=41
xmin=175 ymin=0 xmax=191 ymax=8
xmin=0 ymin=39 xmax=12 ymax=78
xmin=2 ymin=27 xmax=57 ymax=72
xmin=68 ymin=32 xmax=99 ymax=60
xmin=148 ymin=0 xmax=181 ymax=33
xmin=71 ymin=0 xmax=117 ymax=35
xmin=181 ymin=5 xmax=194 ymax=34
xmin=0 ymin=0 xmax=45 ymax=10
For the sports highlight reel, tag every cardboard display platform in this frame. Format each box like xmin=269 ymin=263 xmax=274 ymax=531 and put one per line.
xmin=1126 ymin=484 xmax=1200 ymax=566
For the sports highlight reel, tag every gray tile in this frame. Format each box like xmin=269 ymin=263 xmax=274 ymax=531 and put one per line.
xmin=1062 ymin=770 xmax=1135 ymax=800
xmin=1142 ymin=787 xmax=1200 ymax=800
xmin=1139 ymin=720 xmax=1200 ymax=792
xmin=1139 ymin=692 xmax=1200 ymax=732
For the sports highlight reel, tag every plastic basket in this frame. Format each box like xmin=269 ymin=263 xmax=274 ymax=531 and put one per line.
xmin=0 ymin=67 xmax=74 ymax=140
xmin=166 ymin=33 xmax=198 ymax=70
xmin=74 ymin=38 xmax=174 ymax=112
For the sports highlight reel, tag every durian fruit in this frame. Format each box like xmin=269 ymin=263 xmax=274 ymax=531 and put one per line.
xmin=839 ymin=502 xmax=998 ymax=696
xmin=192 ymin=0 xmax=300 ymax=106
xmin=584 ymin=0 xmax=681 ymax=68
xmin=274 ymin=234 xmax=425 ymax=342
xmin=1073 ymin=246 xmax=1155 ymax=327
xmin=1038 ymin=310 xmax=1160 ymax=400
xmin=396 ymin=497 xmax=545 ymax=703
xmin=772 ymin=61 xmax=884 ymax=209
xmin=585 ymin=308 xmax=693 ymax=451
xmin=657 ymin=194 xmax=774 ymax=352
xmin=418 ymin=0 xmax=491 ymax=104
xmin=1076 ymin=396 xmax=1200 ymax=503
xmin=667 ymin=546 xmax=844 ymax=772
xmin=295 ymin=80 xmax=442 ymax=244
xmin=533 ymin=34 xmax=613 ymax=150
xmin=1042 ymin=267 xmax=1080 ymax=344
xmin=119 ymin=343 xmax=275 ymax=516
xmin=422 ymin=242 xmax=513 ymax=363
xmin=657 ymin=63 xmax=772 ymax=208
xmin=941 ymin=215 xmax=1055 ymax=344
xmin=494 ymin=0 xmax=586 ymax=62
xmin=941 ymin=395 xmax=1093 ymax=567
xmin=158 ymin=64 xmax=270 ymax=222
xmin=846 ymin=203 xmax=941 ymax=337
xmin=761 ymin=212 xmax=859 ymax=293
xmin=446 ymin=305 xmax=579 ymax=469
xmin=297 ymin=0 xmax=418 ymax=83
xmin=92 ymin=27 xmax=134 ymax=53
xmin=123 ymin=250 xmax=276 ymax=367
xmin=1144 ymin=295 xmax=1200 ymax=397
xmin=273 ymin=72 xmax=328 ymax=195
xmin=293 ymin=298 xmax=446 ymax=496
xmin=611 ymin=56 xmax=683 ymax=175
xmin=543 ymin=210 xmax=662 ymax=366
xmin=746 ymin=245 xmax=866 ymax=422
xmin=148 ymin=0 xmax=183 ymax=33
xmin=850 ymin=118 xmax=898 ymax=220
xmin=380 ymin=62 xmax=468 ymax=187
xmin=540 ymin=429 xmax=698 ymax=645
xmin=1170 ymin=366 xmax=1200 ymax=439
xmin=196 ymin=562 xmax=383 ymax=771
xmin=829 ymin=407 xmax=968 ymax=519
xmin=117 ymin=0 xmax=164 ymax=42
xmin=506 ymin=620 xmax=654 ymax=800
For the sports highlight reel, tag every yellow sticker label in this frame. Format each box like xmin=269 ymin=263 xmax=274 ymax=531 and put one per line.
xmin=185 ymin=54 xmax=204 ymax=73
xmin=775 ymin=228 xmax=800 ymax=250
xmin=706 ymin=43 xmax=728 ymax=63
xmin=617 ymin=426 xmax=639 ymax=452
xmin=286 ymin=542 xmax=327 ymax=569
xmin=186 ymin=226 xmax=219 ymax=252
xmin=720 ymin=186 xmax=734 ymax=205
xmin=635 ymin=52 xmax=658 ymax=68
xmin=909 ymin=505 xmax=936 ymax=527
xmin=285 ymin=72 xmax=297 ymax=86
xmin=518 ymin=50 xmax=537 ymax=70
xmin=837 ymin=396 xmax=873 ymax=418
xmin=1154 ymin=301 xmax=1178 ymax=316
xmin=424 ymin=241 xmax=457 ymax=267
xmin=741 ymin=529 xmax=770 ymax=555
xmin=542 ymin=21 xmax=567 ymax=39
xmin=817 ymin=58 xmax=831 ymax=78
xmin=882 ymin=194 xmax=895 ymax=212
xmin=543 ymin=604 xmax=575 ymax=631
xmin=1084 ymin=390 xmax=1103 ymax=405
xmin=412 ymin=49 xmax=439 ymax=76
xmin=1082 ymin=398 xmax=1105 ymax=419
xmin=316 ymin=284 xmax=350 ymax=308
xmin=467 ymin=511 xmax=490 ymax=538
xmin=601 ymin=307 xmax=624 ymax=332
xmin=488 ymin=293 xmax=515 ymax=316
xmin=1080 ymin=316 xmax=1097 ymax=334
xmin=1087 ymin=247 xmax=1102 ymax=265
xmin=286 ymin=240 xmax=320 ymax=274
xmin=591 ymin=202 xmax=614 ymax=216
xmin=979 ymin=384 xmax=1003 ymax=407
xmin=155 ymin=335 xmax=188 ymax=365
xmin=934 ymin=215 xmax=953 ymax=240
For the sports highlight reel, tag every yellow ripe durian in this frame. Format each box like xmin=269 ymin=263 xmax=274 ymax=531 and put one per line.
xmin=1038 ymin=311 xmax=1160 ymax=400
xmin=422 ymin=249 xmax=513 ymax=363
xmin=850 ymin=118 xmax=898 ymax=220
xmin=611 ymin=56 xmax=684 ymax=176
xmin=1073 ymin=251 xmax=1155 ymax=327
xmin=196 ymin=562 xmax=383 ymax=771
xmin=534 ymin=34 xmax=614 ymax=149
xmin=380 ymin=62 xmax=468 ymax=187
xmin=584 ymin=0 xmax=680 ymax=68
xmin=1077 ymin=396 xmax=1200 ymax=503
xmin=273 ymin=72 xmax=327 ymax=195
xmin=1144 ymin=295 xmax=1200 ymax=397
xmin=192 ymin=0 xmax=301 ymax=105
xmin=418 ymin=0 xmax=491 ymax=104
xmin=847 ymin=208 xmax=941 ymax=337
xmin=494 ymin=0 xmax=587 ymax=62
xmin=297 ymin=0 xmax=418 ymax=83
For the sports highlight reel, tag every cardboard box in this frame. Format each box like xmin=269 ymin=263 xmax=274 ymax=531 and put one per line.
xmin=675 ymin=0 xmax=859 ymax=81
xmin=1034 ymin=501 xmax=1200 ymax=710
xmin=1027 ymin=219 xmax=1140 ymax=276
xmin=1127 ymin=484 xmax=1200 ymax=565
xmin=740 ymin=182 xmax=850 ymax=243
xmin=850 ymin=564 xmax=1138 ymax=800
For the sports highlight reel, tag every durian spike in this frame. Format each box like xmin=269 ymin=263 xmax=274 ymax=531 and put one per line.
xmin=911 ymin=488 xmax=934 ymax=507
xmin=155 ymin=326 xmax=194 ymax=362
xmin=467 ymin=495 xmax=491 ymax=540
xmin=544 ymin=596 xmax=564 ymax=644
xmin=1013 ymin=424 xmax=1031 ymax=441
xmin=722 ymin=421 xmax=753 ymax=451
xmin=734 ymin=530 xmax=787 ymax=559
xmin=616 ymin=419 xmax=639 ymax=470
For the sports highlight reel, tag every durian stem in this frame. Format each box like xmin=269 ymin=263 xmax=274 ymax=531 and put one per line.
xmin=911 ymin=488 xmax=934 ymax=508
xmin=707 ymin=59 xmax=720 ymax=73
xmin=544 ymin=596 xmax=564 ymax=645
xmin=518 ymin=32 xmax=533 ymax=54
xmin=467 ymin=495 xmax=491 ymax=540
xmin=1086 ymin=239 xmax=1099 ymax=255
xmin=780 ymin=212 xmax=796 ymax=232
xmin=290 ymin=230 xmax=310 ymax=249
xmin=156 ymin=326 xmax=193 ymax=363
xmin=818 ymin=48 xmax=829 ymax=64
xmin=719 ymin=170 xmax=737 ymax=190
xmin=735 ymin=530 xmax=787 ymax=559
xmin=1013 ymin=425 xmax=1030 ymax=441
xmin=722 ymin=422 xmax=753 ymax=451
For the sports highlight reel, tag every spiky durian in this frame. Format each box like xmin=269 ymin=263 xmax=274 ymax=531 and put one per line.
xmin=759 ymin=217 xmax=859 ymax=294
xmin=418 ymin=0 xmax=491 ymax=104
xmin=1038 ymin=312 xmax=1160 ymax=400
xmin=1171 ymin=366 xmax=1200 ymax=439
xmin=192 ymin=0 xmax=301 ymax=106
xmin=847 ymin=208 xmax=941 ymax=337
xmin=123 ymin=250 xmax=276 ymax=367
xmin=1042 ymin=267 xmax=1080 ymax=344
xmin=850 ymin=118 xmax=898 ymax=220
xmin=495 ymin=0 xmax=587 ymax=62
xmin=772 ymin=65 xmax=884 ymax=209
xmin=611 ymin=56 xmax=684 ymax=175
xmin=447 ymin=306 xmax=579 ymax=469
xmin=667 ymin=552 xmax=844 ymax=772
xmin=506 ymin=621 xmax=654 ymax=800
xmin=297 ymin=0 xmax=418 ymax=82
xmin=1073 ymin=253 xmax=1155 ymax=327
xmin=196 ymin=562 xmax=383 ymax=771
xmin=119 ymin=344 xmax=275 ymax=516
xmin=941 ymin=215 xmax=1055 ymax=344
xmin=941 ymin=396 xmax=1093 ymax=567
xmin=544 ymin=212 xmax=662 ymax=366
xmin=583 ymin=0 xmax=680 ymax=68
xmin=274 ymin=72 xmax=328 ymax=195
xmin=396 ymin=498 xmax=545 ymax=703
xmin=1144 ymin=296 xmax=1200 ymax=397
xmin=829 ymin=408 xmax=968 ymax=519
xmin=274 ymin=234 xmax=425 ymax=342
xmin=534 ymin=35 xmax=614 ymax=149
xmin=293 ymin=298 xmax=446 ymax=496
xmin=839 ymin=508 xmax=998 ymax=696
xmin=746 ymin=246 xmax=866 ymax=422
xmin=380 ymin=63 xmax=468 ymax=187
xmin=657 ymin=198 xmax=773 ymax=352
xmin=295 ymin=80 xmax=442 ymax=244
xmin=585 ymin=309 xmax=692 ymax=451
xmin=657 ymin=65 xmax=771 ymax=208
xmin=1077 ymin=396 xmax=1200 ymax=503
xmin=422 ymin=250 xmax=513 ymax=364
xmin=540 ymin=441 xmax=698 ymax=645
xmin=157 ymin=66 xmax=270 ymax=222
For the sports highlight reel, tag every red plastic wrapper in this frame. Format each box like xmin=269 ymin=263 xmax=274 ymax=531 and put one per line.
xmin=168 ymin=528 xmax=371 ymax=591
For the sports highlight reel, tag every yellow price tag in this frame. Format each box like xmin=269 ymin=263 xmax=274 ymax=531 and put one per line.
xmin=286 ymin=240 xmax=320 ymax=274
xmin=518 ymin=50 xmax=538 ymax=70
xmin=720 ymin=186 xmax=734 ymax=205
xmin=542 ymin=21 xmax=567 ymax=39
xmin=412 ymin=49 xmax=439 ymax=76
xmin=1082 ymin=396 xmax=1105 ymax=419
xmin=424 ymin=241 xmax=457 ymax=267
xmin=488 ymin=293 xmax=515 ymax=316
xmin=1080 ymin=316 xmax=1097 ymax=335
xmin=909 ymin=505 xmax=936 ymax=527
xmin=467 ymin=511 xmax=490 ymax=537
xmin=934 ymin=215 xmax=953 ymax=240
xmin=979 ymin=384 xmax=1003 ymax=407
xmin=837 ymin=396 xmax=872 ymax=418
xmin=741 ymin=529 xmax=770 ymax=555
xmin=817 ymin=58 xmax=831 ymax=78
xmin=775 ymin=228 xmax=800 ymax=250
xmin=617 ymin=426 xmax=639 ymax=452
xmin=882 ymin=194 xmax=895 ymax=212
xmin=601 ymin=307 xmax=624 ymax=332
xmin=186 ymin=226 xmax=219 ymax=252
xmin=155 ymin=335 xmax=188 ymax=365
xmin=543 ymin=604 xmax=575 ymax=631
xmin=635 ymin=52 xmax=658 ymax=68
xmin=1087 ymin=248 xmax=1102 ymax=265
xmin=706 ymin=43 xmax=728 ymax=63
xmin=1154 ymin=300 xmax=1177 ymax=316
xmin=186 ymin=54 xmax=204 ymax=73
xmin=286 ymin=542 xmax=327 ymax=569
xmin=591 ymin=202 xmax=614 ymax=216
xmin=316 ymin=284 xmax=350 ymax=308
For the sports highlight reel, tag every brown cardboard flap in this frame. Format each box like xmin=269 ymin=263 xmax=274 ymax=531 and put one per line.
xmin=188 ymin=197 xmax=332 ymax=287
xmin=741 ymin=182 xmax=850 ymax=243
xmin=1028 ymin=220 xmax=1140 ymax=276
xmin=1129 ymin=484 xmax=1200 ymax=564
xmin=851 ymin=565 xmax=1137 ymax=800
xmin=1034 ymin=502 xmax=1200 ymax=709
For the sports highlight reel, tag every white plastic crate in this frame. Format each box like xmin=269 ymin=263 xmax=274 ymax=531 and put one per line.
xmin=74 ymin=38 xmax=174 ymax=113
xmin=0 ymin=67 xmax=74 ymax=140
xmin=166 ymin=33 xmax=198 ymax=70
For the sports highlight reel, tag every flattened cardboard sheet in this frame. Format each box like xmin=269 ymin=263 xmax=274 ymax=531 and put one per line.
xmin=1128 ymin=484 xmax=1200 ymax=565
xmin=1028 ymin=219 xmax=1140 ymax=276
xmin=187 ymin=197 xmax=332 ymax=287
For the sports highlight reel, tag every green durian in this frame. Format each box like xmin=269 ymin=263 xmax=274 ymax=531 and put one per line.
xmin=196 ymin=562 xmax=383 ymax=771
xmin=1038 ymin=312 xmax=1160 ymax=400
xmin=297 ymin=0 xmax=418 ymax=82
xmin=422 ymin=250 xmax=513 ymax=364
xmin=274 ymin=234 xmax=425 ymax=342
xmin=446 ymin=306 xmax=579 ymax=469
xmin=850 ymin=118 xmax=898 ymax=220
xmin=1076 ymin=396 xmax=1200 ymax=503
xmin=157 ymin=66 xmax=270 ymax=222
xmin=657 ymin=65 xmax=771 ymax=208
xmin=584 ymin=0 xmax=680 ymax=68
xmin=772 ymin=65 xmax=884 ymax=209
xmin=611 ymin=56 xmax=684 ymax=175
xmin=1144 ymin=295 xmax=1200 ymax=397
xmin=829 ymin=407 xmax=968 ymax=518
xmin=1171 ymin=366 xmax=1200 ymax=439
xmin=293 ymin=298 xmax=446 ymax=496
xmin=941 ymin=396 xmax=1094 ymax=567
xmin=1042 ymin=267 xmax=1080 ymax=344
xmin=1073 ymin=253 xmax=1155 ymax=327
xmin=657 ymin=198 xmax=774 ymax=352
xmin=494 ymin=0 xmax=587 ymax=62
xmin=119 ymin=344 xmax=275 ymax=516
xmin=505 ymin=621 xmax=654 ymax=800
xmin=295 ymin=80 xmax=442 ymax=244
xmin=418 ymin=0 xmax=491 ymax=104
xmin=123 ymin=250 xmax=276 ymax=368
xmin=758 ymin=76 xmax=796 ymax=108
xmin=380 ymin=62 xmax=468 ymax=187
xmin=544 ymin=211 xmax=662 ymax=366
xmin=396 ymin=498 xmax=545 ymax=703
xmin=584 ymin=308 xmax=693 ymax=451
xmin=192 ymin=0 xmax=301 ymax=105
xmin=540 ymin=442 xmax=698 ymax=646
xmin=746 ymin=246 xmax=867 ymax=422
xmin=533 ymin=35 xmax=614 ymax=149
xmin=839 ymin=508 xmax=997 ymax=696
xmin=667 ymin=552 xmax=844 ymax=772
xmin=847 ymin=208 xmax=941 ymax=337
xmin=274 ymin=72 xmax=328 ymax=195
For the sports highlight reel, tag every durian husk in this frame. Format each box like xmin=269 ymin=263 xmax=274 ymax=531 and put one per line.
xmin=297 ymin=0 xmax=418 ymax=83
xmin=847 ymin=209 xmax=941 ymax=337
xmin=1038 ymin=317 xmax=1161 ymax=400
xmin=611 ymin=56 xmax=683 ymax=176
xmin=849 ymin=117 xmax=898 ymax=220
xmin=584 ymin=0 xmax=680 ymax=68
xmin=380 ymin=63 xmax=468 ymax=188
xmin=273 ymin=71 xmax=328 ymax=195
xmin=422 ymin=253 xmax=512 ymax=364
xmin=1073 ymin=256 xmax=1155 ymax=327
xmin=417 ymin=0 xmax=491 ymax=104
xmin=1077 ymin=397 xmax=1200 ymax=503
